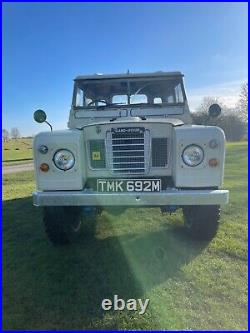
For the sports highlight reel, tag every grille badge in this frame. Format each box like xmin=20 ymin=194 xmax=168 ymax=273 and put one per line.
xmin=111 ymin=127 xmax=145 ymax=135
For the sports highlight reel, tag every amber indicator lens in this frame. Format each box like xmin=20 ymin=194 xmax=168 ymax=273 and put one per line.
xmin=40 ymin=163 xmax=49 ymax=172
xmin=209 ymin=159 xmax=219 ymax=167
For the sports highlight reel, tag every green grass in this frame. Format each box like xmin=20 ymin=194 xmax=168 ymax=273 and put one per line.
xmin=2 ymin=142 xmax=247 ymax=330
xmin=2 ymin=138 xmax=33 ymax=165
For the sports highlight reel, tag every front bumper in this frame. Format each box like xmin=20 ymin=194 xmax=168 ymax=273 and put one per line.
xmin=33 ymin=189 xmax=229 ymax=207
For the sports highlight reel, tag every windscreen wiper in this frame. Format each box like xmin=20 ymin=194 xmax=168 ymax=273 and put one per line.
xmin=129 ymin=103 xmax=162 ymax=107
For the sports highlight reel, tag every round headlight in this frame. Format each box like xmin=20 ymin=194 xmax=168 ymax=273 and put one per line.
xmin=182 ymin=145 xmax=204 ymax=167
xmin=53 ymin=149 xmax=75 ymax=171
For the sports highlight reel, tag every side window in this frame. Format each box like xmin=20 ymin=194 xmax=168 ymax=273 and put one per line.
xmin=130 ymin=94 xmax=147 ymax=104
xmin=112 ymin=95 xmax=128 ymax=105
xmin=154 ymin=97 xmax=162 ymax=104
xmin=76 ymin=88 xmax=84 ymax=107
xmin=175 ymin=83 xmax=184 ymax=103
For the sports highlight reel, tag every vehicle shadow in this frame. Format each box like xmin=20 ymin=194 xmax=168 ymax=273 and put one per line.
xmin=3 ymin=196 xmax=209 ymax=330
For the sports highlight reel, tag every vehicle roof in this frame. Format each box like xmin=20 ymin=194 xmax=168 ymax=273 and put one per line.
xmin=74 ymin=71 xmax=184 ymax=81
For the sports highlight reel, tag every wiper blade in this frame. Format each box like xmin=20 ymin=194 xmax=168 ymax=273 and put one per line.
xmin=130 ymin=103 xmax=162 ymax=107
xmin=95 ymin=102 xmax=164 ymax=109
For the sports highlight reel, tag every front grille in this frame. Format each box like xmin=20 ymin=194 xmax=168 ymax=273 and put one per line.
xmin=152 ymin=138 xmax=168 ymax=167
xmin=106 ymin=127 xmax=150 ymax=174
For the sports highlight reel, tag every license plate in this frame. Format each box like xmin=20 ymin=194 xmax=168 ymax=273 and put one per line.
xmin=97 ymin=179 xmax=161 ymax=192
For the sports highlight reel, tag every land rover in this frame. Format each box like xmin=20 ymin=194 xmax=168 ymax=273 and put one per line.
xmin=32 ymin=71 xmax=229 ymax=245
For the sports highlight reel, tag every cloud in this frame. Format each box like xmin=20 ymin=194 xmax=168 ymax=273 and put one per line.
xmin=187 ymin=79 xmax=246 ymax=111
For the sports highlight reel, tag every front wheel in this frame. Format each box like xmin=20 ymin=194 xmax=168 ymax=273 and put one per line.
xmin=43 ymin=206 xmax=82 ymax=245
xmin=182 ymin=205 xmax=220 ymax=240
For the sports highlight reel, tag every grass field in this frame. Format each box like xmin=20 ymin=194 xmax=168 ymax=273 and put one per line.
xmin=2 ymin=138 xmax=33 ymax=165
xmin=2 ymin=142 xmax=248 ymax=330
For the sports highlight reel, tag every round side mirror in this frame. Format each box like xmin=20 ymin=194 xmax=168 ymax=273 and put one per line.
xmin=34 ymin=109 xmax=47 ymax=123
xmin=208 ymin=104 xmax=221 ymax=118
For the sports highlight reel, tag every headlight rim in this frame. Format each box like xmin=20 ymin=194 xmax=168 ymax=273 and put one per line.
xmin=182 ymin=144 xmax=204 ymax=167
xmin=53 ymin=148 xmax=75 ymax=171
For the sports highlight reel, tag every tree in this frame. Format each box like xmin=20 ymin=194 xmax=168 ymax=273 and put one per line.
xmin=11 ymin=127 xmax=20 ymax=140
xmin=2 ymin=129 xmax=9 ymax=142
xmin=218 ymin=112 xmax=246 ymax=141
xmin=238 ymin=82 xmax=248 ymax=122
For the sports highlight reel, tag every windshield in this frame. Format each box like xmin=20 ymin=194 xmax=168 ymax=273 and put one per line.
xmin=73 ymin=78 xmax=185 ymax=109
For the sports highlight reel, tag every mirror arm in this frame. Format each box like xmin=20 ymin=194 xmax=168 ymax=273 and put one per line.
xmin=45 ymin=121 xmax=53 ymax=131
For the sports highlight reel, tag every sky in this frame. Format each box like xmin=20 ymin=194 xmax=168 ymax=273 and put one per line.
xmin=2 ymin=2 xmax=248 ymax=136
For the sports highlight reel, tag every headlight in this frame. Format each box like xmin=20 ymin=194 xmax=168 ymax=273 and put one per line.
xmin=182 ymin=145 xmax=204 ymax=167
xmin=53 ymin=149 xmax=75 ymax=170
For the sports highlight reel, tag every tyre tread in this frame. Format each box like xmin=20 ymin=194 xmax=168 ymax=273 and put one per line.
xmin=183 ymin=205 xmax=221 ymax=240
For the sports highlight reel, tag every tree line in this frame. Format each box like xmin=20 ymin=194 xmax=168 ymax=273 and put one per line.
xmin=2 ymin=127 xmax=21 ymax=142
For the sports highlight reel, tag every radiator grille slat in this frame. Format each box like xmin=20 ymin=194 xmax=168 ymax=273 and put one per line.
xmin=113 ymin=161 xmax=145 ymax=165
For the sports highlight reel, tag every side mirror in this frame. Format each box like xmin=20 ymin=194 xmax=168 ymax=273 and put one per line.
xmin=33 ymin=109 xmax=52 ymax=131
xmin=208 ymin=104 xmax=221 ymax=118
xmin=34 ymin=109 xmax=47 ymax=123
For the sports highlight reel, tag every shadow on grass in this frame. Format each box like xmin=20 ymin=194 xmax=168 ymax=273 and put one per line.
xmin=3 ymin=158 xmax=33 ymax=163
xmin=3 ymin=196 xmax=209 ymax=330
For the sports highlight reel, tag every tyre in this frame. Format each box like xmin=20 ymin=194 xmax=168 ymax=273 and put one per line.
xmin=182 ymin=205 xmax=220 ymax=240
xmin=43 ymin=206 xmax=82 ymax=245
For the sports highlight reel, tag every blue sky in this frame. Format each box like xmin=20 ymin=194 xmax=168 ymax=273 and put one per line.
xmin=2 ymin=2 xmax=248 ymax=136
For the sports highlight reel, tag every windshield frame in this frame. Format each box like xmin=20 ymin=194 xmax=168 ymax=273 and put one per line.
xmin=72 ymin=76 xmax=187 ymax=110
